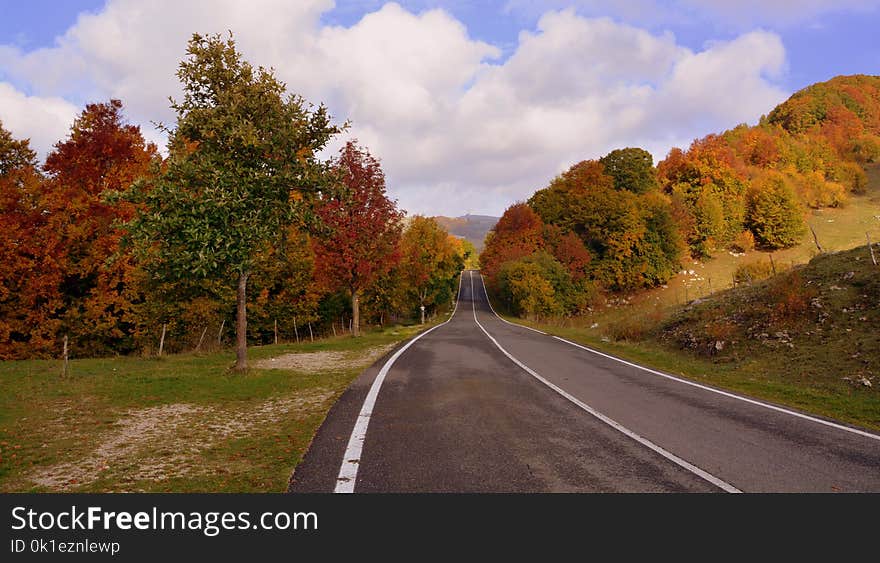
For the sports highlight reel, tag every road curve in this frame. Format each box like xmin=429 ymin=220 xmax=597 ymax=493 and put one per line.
xmin=289 ymin=271 xmax=880 ymax=493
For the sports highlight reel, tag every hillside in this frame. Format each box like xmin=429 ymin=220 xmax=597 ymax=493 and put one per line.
xmin=434 ymin=214 xmax=498 ymax=250
xmin=767 ymin=74 xmax=880 ymax=136
xmin=661 ymin=246 xmax=878 ymax=381
xmin=479 ymin=74 xmax=880 ymax=319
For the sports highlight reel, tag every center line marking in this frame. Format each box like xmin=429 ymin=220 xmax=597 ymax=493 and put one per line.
xmin=469 ymin=272 xmax=741 ymax=493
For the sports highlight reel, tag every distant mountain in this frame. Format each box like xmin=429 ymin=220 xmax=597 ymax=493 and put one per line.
xmin=434 ymin=214 xmax=499 ymax=250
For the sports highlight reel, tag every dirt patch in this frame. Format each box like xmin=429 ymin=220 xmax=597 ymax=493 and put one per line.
xmin=29 ymin=389 xmax=334 ymax=491
xmin=254 ymin=344 xmax=396 ymax=372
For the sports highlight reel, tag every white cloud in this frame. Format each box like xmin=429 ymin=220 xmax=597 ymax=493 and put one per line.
xmin=0 ymin=82 xmax=80 ymax=158
xmin=0 ymin=2 xmax=791 ymax=215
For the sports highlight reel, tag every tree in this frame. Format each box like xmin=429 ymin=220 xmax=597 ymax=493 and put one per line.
xmin=541 ymin=225 xmax=591 ymax=282
xmin=312 ymin=141 xmax=403 ymax=336
xmin=0 ymin=123 xmax=62 ymax=358
xmin=599 ymin=147 xmax=658 ymax=194
xmin=746 ymin=172 xmax=805 ymax=249
xmin=42 ymin=100 xmax=157 ymax=356
xmin=658 ymin=135 xmax=749 ymax=256
xmin=479 ymin=203 xmax=545 ymax=284
xmin=121 ymin=33 xmax=340 ymax=370
xmin=399 ymin=216 xmax=462 ymax=323
xmin=497 ymin=259 xmax=560 ymax=319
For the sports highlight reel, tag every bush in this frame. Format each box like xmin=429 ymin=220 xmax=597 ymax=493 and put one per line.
xmin=832 ymin=162 xmax=868 ymax=195
xmin=796 ymin=171 xmax=847 ymax=208
xmin=767 ymin=270 xmax=817 ymax=323
xmin=497 ymin=260 xmax=561 ymax=318
xmin=734 ymin=260 xmax=774 ymax=284
xmin=731 ymin=230 xmax=756 ymax=253
xmin=495 ymin=251 xmax=594 ymax=318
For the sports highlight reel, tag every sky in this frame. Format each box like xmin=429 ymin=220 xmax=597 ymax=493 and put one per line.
xmin=1 ymin=1 xmax=878 ymax=216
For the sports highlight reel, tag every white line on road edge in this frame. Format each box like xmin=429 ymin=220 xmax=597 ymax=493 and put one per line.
xmin=334 ymin=272 xmax=464 ymax=493
xmin=477 ymin=274 xmax=880 ymax=443
xmin=469 ymin=272 xmax=741 ymax=493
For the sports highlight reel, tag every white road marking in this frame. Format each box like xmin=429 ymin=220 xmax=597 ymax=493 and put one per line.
xmin=334 ymin=272 xmax=464 ymax=493
xmin=469 ymin=272 xmax=741 ymax=493
xmin=478 ymin=274 xmax=880 ymax=443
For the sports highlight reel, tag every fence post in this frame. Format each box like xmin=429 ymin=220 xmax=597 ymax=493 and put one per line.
xmin=293 ymin=316 xmax=299 ymax=343
xmin=61 ymin=335 xmax=69 ymax=377
xmin=868 ymin=232 xmax=877 ymax=266
xmin=308 ymin=323 xmax=314 ymax=342
xmin=217 ymin=319 xmax=225 ymax=345
xmin=809 ymin=224 xmax=823 ymax=253
xmin=196 ymin=325 xmax=208 ymax=352
xmin=274 ymin=319 xmax=278 ymax=345
xmin=158 ymin=323 xmax=167 ymax=357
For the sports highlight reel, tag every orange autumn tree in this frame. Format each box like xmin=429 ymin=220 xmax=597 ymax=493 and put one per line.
xmin=398 ymin=216 xmax=463 ymax=324
xmin=0 ymin=123 xmax=63 ymax=358
xmin=312 ymin=141 xmax=403 ymax=337
xmin=42 ymin=100 xmax=158 ymax=356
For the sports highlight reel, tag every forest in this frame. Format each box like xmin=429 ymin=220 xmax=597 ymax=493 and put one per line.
xmin=0 ymin=34 xmax=467 ymax=366
xmin=481 ymin=75 xmax=880 ymax=319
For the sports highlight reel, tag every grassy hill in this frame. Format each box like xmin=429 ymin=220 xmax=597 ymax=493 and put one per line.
xmin=434 ymin=214 xmax=498 ymax=250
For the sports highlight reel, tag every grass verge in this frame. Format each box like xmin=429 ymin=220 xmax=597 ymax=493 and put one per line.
xmin=0 ymin=322 xmax=436 ymax=492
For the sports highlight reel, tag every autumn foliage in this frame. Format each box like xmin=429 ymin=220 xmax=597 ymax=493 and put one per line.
xmin=0 ymin=101 xmax=157 ymax=358
xmin=0 ymin=43 xmax=465 ymax=360
xmin=312 ymin=141 xmax=404 ymax=335
xmin=482 ymin=74 xmax=880 ymax=319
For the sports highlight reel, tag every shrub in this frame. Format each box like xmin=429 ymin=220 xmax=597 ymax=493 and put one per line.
xmin=497 ymin=260 xmax=561 ymax=318
xmin=733 ymin=260 xmax=774 ymax=284
xmin=731 ymin=230 xmax=756 ymax=253
xmin=767 ymin=270 xmax=817 ymax=323
xmin=796 ymin=171 xmax=847 ymax=208
xmin=832 ymin=161 xmax=868 ymax=195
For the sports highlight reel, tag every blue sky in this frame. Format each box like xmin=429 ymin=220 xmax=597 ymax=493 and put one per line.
xmin=1 ymin=1 xmax=878 ymax=215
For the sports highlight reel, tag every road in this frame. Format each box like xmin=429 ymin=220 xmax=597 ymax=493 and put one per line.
xmin=289 ymin=271 xmax=880 ymax=493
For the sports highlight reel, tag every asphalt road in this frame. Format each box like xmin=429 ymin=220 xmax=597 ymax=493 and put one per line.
xmin=289 ymin=271 xmax=880 ymax=493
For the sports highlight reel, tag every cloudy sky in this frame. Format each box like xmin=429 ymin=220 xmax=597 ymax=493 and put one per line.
xmin=1 ymin=1 xmax=879 ymax=216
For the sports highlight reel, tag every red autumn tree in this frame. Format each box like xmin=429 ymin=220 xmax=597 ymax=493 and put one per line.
xmin=480 ymin=203 xmax=546 ymax=286
xmin=312 ymin=141 xmax=403 ymax=336
xmin=543 ymin=225 xmax=592 ymax=282
xmin=41 ymin=100 xmax=157 ymax=355
xmin=0 ymin=123 xmax=65 ymax=358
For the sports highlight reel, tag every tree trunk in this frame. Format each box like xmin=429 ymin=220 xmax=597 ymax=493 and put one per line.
xmin=351 ymin=289 xmax=360 ymax=337
xmin=235 ymin=271 xmax=249 ymax=371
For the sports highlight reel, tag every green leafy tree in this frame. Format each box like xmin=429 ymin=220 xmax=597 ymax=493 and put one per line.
xmin=120 ymin=33 xmax=340 ymax=370
xmin=746 ymin=172 xmax=805 ymax=249
xmin=599 ymin=147 xmax=658 ymax=194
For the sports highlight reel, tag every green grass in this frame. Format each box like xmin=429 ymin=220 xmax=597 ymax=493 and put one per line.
xmin=0 ymin=322 xmax=435 ymax=492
